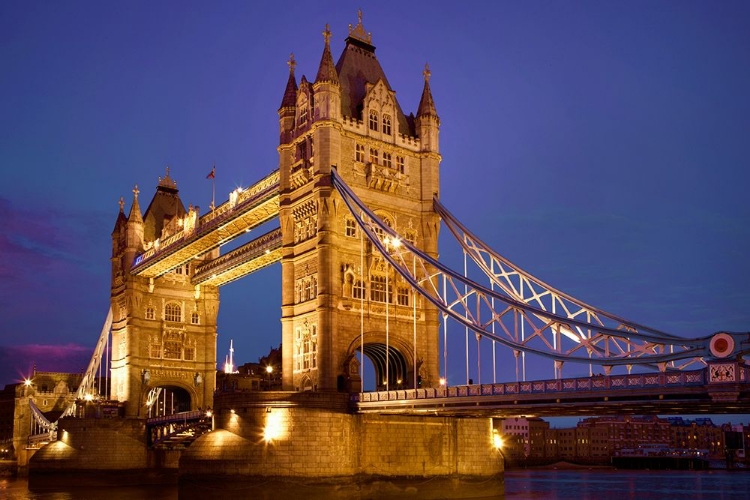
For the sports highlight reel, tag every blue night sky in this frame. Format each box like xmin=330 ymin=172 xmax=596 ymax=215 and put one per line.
xmin=1 ymin=1 xmax=749 ymax=422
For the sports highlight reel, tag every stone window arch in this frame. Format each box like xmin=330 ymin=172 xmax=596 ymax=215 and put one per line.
xmin=369 ymin=110 xmax=378 ymax=131
xmin=164 ymin=302 xmax=181 ymax=322
xmin=191 ymin=312 xmax=199 ymax=325
xmin=382 ymin=114 xmax=392 ymax=135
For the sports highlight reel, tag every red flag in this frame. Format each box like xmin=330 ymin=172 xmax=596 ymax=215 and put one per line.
xmin=206 ymin=166 xmax=215 ymax=179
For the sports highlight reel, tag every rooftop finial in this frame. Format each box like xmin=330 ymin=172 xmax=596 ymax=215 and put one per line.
xmin=133 ymin=184 xmax=139 ymax=199
xmin=118 ymin=196 xmax=124 ymax=213
xmin=323 ymin=24 xmax=331 ymax=47
xmin=348 ymin=9 xmax=372 ymax=44
xmin=158 ymin=166 xmax=177 ymax=189
xmin=287 ymin=53 xmax=296 ymax=75
xmin=423 ymin=63 xmax=431 ymax=83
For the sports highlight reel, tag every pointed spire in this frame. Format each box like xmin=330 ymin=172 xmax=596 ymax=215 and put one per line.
xmin=112 ymin=196 xmax=128 ymax=235
xmin=279 ymin=53 xmax=298 ymax=110
xmin=315 ymin=24 xmax=339 ymax=85
xmin=128 ymin=184 xmax=143 ymax=224
xmin=417 ymin=63 xmax=438 ymax=118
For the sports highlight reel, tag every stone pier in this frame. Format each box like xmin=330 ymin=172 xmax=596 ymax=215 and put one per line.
xmin=179 ymin=392 xmax=503 ymax=499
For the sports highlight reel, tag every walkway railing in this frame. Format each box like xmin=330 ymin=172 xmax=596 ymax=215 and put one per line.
xmin=353 ymin=369 xmax=708 ymax=403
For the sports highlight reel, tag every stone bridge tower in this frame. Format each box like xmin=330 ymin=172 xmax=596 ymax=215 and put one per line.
xmin=110 ymin=171 xmax=218 ymax=417
xmin=279 ymin=14 xmax=441 ymax=392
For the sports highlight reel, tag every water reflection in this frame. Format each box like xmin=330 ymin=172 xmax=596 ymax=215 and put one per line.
xmin=3 ymin=470 xmax=749 ymax=499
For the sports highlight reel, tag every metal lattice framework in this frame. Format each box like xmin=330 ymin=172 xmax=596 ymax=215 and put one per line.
xmin=332 ymin=169 xmax=747 ymax=374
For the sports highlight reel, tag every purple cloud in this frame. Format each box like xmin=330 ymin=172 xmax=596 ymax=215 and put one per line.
xmin=0 ymin=344 xmax=92 ymax=387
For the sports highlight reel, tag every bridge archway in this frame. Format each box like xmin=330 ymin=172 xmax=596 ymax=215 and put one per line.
xmin=345 ymin=337 xmax=415 ymax=392
xmin=146 ymin=385 xmax=192 ymax=418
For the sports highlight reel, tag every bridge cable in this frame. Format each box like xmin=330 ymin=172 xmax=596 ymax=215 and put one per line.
xmin=331 ymin=169 xmax=716 ymax=369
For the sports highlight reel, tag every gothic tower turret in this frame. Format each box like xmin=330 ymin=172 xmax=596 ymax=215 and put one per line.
xmin=279 ymin=12 xmax=441 ymax=393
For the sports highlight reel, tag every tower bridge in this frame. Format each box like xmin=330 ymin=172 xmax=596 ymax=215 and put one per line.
xmin=26 ymin=12 xmax=749 ymax=494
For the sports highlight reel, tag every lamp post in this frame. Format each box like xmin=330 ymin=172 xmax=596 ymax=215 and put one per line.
xmin=265 ymin=365 xmax=273 ymax=390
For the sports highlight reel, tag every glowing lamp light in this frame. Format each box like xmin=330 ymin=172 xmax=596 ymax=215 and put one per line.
xmin=23 ymin=379 xmax=32 ymax=387
xmin=266 ymin=365 xmax=273 ymax=374
xmin=263 ymin=410 xmax=285 ymax=442
xmin=493 ymin=430 xmax=504 ymax=450
xmin=439 ymin=377 xmax=446 ymax=386
xmin=205 ymin=410 xmax=213 ymax=418
xmin=83 ymin=394 xmax=94 ymax=401
xmin=230 ymin=409 xmax=236 ymax=414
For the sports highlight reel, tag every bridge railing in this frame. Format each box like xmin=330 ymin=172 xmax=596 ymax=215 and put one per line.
xmin=146 ymin=410 xmax=203 ymax=426
xmin=353 ymin=369 xmax=708 ymax=403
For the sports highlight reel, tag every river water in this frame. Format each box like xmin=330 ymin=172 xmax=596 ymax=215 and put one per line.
xmin=2 ymin=470 xmax=748 ymax=499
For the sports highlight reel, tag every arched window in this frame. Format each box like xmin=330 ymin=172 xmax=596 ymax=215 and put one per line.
xmin=353 ymin=279 xmax=365 ymax=300
xmin=145 ymin=307 xmax=155 ymax=320
xmin=191 ymin=312 xmax=199 ymax=325
xmin=165 ymin=303 xmax=181 ymax=322
xmin=369 ymin=111 xmax=378 ymax=131
xmin=369 ymin=148 xmax=378 ymax=164
xmin=355 ymin=143 xmax=365 ymax=162
xmin=382 ymin=152 xmax=392 ymax=168
xmin=382 ymin=114 xmax=392 ymax=135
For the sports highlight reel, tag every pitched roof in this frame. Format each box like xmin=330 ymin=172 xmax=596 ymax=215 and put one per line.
xmin=315 ymin=25 xmax=339 ymax=85
xmin=417 ymin=65 xmax=438 ymax=119
xmin=142 ymin=170 xmax=186 ymax=242
xmin=334 ymin=33 xmax=412 ymax=136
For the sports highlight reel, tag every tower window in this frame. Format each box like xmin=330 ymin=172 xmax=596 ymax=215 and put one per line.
xmin=370 ymin=275 xmax=391 ymax=303
xmin=345 ymin=218 xmax=357 ymax=237
xmin=369 ymin=148 xmax=378 ymax=164
xmin=383 ymin=114 xmax=392 ymax=135
xmin=164 ymin=341 xmax=181 ymax=359
xmin=191 ymin=312 xmax=199 ymax=325
xmin=396 ymin=156 xmax=405 ymax=174
xmin=165 ymin=303 xmax=181 ymax=322
xmin=397 ymin=286 xmax=410 ymax=306
xmin=145 ymin=307 xmax=155 ymax=320
xmin=382 ymin=152 xmax=392 ymax=168
xmin=353 ymin=279 xmax=365 ymax=300
xmin=355 ymin=143 xmax=365 ymax=162
xmin=369 ymin=111 xmax=378 ymax=131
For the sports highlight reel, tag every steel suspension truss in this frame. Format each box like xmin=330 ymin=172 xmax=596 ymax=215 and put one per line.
xmin=332 ymin=169 xmax=748 ymax=374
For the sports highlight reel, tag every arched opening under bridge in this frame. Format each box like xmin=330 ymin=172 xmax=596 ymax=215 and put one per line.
xmin=145 ymin=385 xmax=191 ymax=418
xmin=347 ymin=343 xmax=412 ymax=392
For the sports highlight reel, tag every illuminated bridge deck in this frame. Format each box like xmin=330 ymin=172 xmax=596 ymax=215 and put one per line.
xmin=352 ymin=367 xmax=750 ymax=418
xmin=192 ymin=228 xmax=282 ymax=287
xmin=131 ymin=170 xmax=280 ymax=278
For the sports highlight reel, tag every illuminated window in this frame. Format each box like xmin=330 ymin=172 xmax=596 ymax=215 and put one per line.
xmin=397 ymin=286 xmax=409 ymax=306
xmin=382 ymin=152 xmax=392 ymax=168
xmin=150 ymin=342 xmax=162 ymax=358
xmin=191 ymin=312 xmax=199 ymax=325
xmin=370 ymin=275 xmax=391 ymax=303
xmin=165 ymin=303 xmax=181 ymax=322
xmin=382 ymin=114 xmax=392 ymax=135
xmin=369 ymin=111 xmax=378 ymax=131
xmin=345 ymin=218 xmax=357 ymax=237
xmin=145 ymin=307 xmax=155 ymax=320
xmin=353 ymin=279 xmax=365 ymax=300
xmin=164 ymin=341 xmax=181 ymax=359
xmin=355 ymin=143 xmax=365 ymax=162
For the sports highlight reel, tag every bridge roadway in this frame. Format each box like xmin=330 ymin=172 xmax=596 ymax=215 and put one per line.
xmin=352 ymin=366 xmax=750 ymax=418
xmin=130 ymin=170 xmax=280 ymax=280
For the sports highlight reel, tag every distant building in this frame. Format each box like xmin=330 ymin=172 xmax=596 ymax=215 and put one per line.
xmin=668 ymin=417 xmax=724 ymax=457
xmin=218 ymin=345 xmax=283 ymax=392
